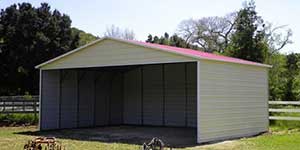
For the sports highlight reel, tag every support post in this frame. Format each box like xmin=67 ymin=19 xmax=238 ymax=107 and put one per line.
xmin=23 ymin=100 xmax=25 ymax=112
xmin=34 ymin=100 xmax=37 ymax=121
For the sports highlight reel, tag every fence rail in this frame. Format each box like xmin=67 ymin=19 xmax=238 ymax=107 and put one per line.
xmin=0 ymin=97 xmax=299 ymax=122
xmin=269 ymin=101 xmax=300 ymax=121
xmin=0 ymin=96 xmax=39 ymax=116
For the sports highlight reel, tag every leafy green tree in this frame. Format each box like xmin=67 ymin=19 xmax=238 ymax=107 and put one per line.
xmin=146 ymin=34 xmax=153 ymax=43
xmin=284 ymin=53 xmax=300 ymax=101
xmin=146 ymin=33 xmax=200 ymax=50
xmin=0 ymin=3 xmax=79 ymax=95
xmin=71 ymin=27 xmax=98 ymax=47
xmin=292 ymin=73 xmax=300 ymax=101
xmin=268 ymin=53 xmax=287 ymax=101
xmin=225 ymin=1 xmax=268 ymax=63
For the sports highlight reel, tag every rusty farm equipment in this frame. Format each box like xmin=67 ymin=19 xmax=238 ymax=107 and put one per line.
xmin=24 ymin=137 xmax=63 ymax=150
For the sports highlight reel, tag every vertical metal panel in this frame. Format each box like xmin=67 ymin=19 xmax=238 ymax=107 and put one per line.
xmin=110 ymin=73 xmax=123 ymax=125
xmin=143 ymin=65 xmax=163 ymax=125
xmin=141 ymin=67 xmax=144 ymax=125
xmin=197 ymin=61 xmax=201 ymax=143
xmin=41 ymin=70 xmax=60 ymax=130
xmin=164 ymin=63 xmax=186 ymax=126
xmin=60 ymin=70 xmax=77 ymax=129
xmin=95 ymin=72 xmax=110 ymax=126
xmin=162 ymin=64 xmax=165 ymax=126
xmin=184 ymin=64 xmax=188 ymax=127
xmin=123 ymin=68 xmax=142 ymax=125
xmin=58 ymin=70 xmax=62 ymax=128
xmin=76 ymin=71 xmax=80 ymax=127
xmin=78 ymin=70 xmax=95 ymax=127
xmin=198 ymin=60 xmax=268 ymax=143
xmin=186 ymin=63 xmax=197 ymax=127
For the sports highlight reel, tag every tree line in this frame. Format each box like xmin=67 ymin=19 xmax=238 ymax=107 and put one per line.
xmin=0 ymin=1 xmax=299 ymax=101
xmin=0 ymin=3 xmax=97 ymax=95
xmin=143 ymin=1 xmax=299 ymax=101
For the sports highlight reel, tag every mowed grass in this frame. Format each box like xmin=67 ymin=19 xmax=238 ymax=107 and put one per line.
xmin=0 ymin=125 xmax=300 ymax=150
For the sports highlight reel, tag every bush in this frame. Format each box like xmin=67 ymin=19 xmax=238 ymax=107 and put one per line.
xmin=0 ymin=113 xmax=38 ymax=126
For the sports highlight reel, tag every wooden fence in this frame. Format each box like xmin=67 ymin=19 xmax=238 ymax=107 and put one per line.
xmin=0 ymin=96 xmax=299 ymax=121
xmin=269 ymin=101 xmax=300 ymax=121
xmin=0 ymin=96 xmax=39 ymax=117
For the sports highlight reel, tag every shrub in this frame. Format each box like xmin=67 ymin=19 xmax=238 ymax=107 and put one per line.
xmin=0 ymin=113 xmax=38 ymax=126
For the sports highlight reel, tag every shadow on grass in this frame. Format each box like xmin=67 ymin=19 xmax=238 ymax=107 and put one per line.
xmin=15 ymin=126 xmax=198 ymax=148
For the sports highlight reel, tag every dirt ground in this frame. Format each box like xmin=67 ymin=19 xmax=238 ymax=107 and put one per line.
xmin=20 ymin=125 xmax=197 ymax=148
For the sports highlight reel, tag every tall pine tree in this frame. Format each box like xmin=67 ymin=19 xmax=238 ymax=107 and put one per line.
xmin=225 ymin=1 xmax=268 ymax=63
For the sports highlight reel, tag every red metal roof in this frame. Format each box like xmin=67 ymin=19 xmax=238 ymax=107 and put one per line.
xmin=36 ymin=37 xmax=271 ymax=69
xmin=128 ymin=39 xmax=271 ymax=67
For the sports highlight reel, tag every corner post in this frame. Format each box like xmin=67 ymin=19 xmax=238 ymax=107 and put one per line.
xmin=38 ymin=69 xmax=43 ymax=131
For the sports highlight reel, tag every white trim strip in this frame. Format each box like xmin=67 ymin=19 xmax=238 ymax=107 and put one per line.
xmin=269 ymin=101 xmax=300 ymax=105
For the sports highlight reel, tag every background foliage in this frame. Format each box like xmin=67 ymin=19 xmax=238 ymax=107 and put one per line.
xmin=0 ymin=1 xmax=299 ymax=101
xmin=0 ymin=3 xmax=96 ymax=95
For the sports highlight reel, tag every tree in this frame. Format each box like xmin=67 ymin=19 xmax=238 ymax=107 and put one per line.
xmin=104 ymin=25 xmax=135 ymax=40
xmin=0 ymin=3 xmax=79 ymax=95
xmin=268 ymin=53 xmax=287 ymax=101
xmin=264 ymin=23 xmax=292 ymax=54
xmin=145 ymin=32 xmax=200 ymax=50
xmin=225 ymin=1 xmax=268 ymax=63
xmin=178 ymin=13 xmax=236 ymax=53
xmin=284 ymin=53 xmax=300 ymax=101
xmin=71 ymin=27 xmax=99 ymax=46
xmin=292 ymin=72 xmax=300 ymax=101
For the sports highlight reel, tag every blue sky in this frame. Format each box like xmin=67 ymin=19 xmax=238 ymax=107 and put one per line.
xmin=1 ymin=0 xmax=299 ymax=53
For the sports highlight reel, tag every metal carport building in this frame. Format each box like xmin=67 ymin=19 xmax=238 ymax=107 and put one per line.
xmin=36 ymin=37 xmax=271 ymax=143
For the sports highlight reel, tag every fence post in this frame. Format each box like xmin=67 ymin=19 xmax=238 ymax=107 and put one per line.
xmin=34 ymin=101 xmax=37 ymax=120
xmin=12 ymin=101 xmax=14 ymax=112
xmin=23 ymin=100 xmax=25 ymax=112
xmin=3 ymin=101 xmax=5 ymax=112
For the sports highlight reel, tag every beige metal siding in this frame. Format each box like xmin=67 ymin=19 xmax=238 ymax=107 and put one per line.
xmin=40 ymin=70 xmax=60 ymax=130
xmin=60 ymin=70 xmax=78 ymax=129
xmin=42 ymin=40 xmax=194 ymax=70
xmin=198 ymin=60 xmax=268 ymax=143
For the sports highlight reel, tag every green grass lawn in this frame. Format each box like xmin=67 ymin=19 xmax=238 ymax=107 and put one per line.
xmin=0 ymin=125 xmax=300 ymax=150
